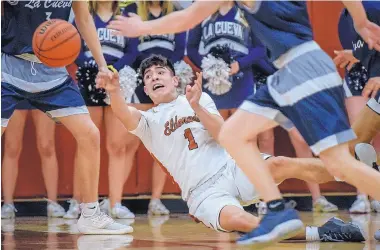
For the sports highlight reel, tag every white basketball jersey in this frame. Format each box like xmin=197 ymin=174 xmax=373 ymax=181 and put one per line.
xmin=130 ymin=93 xmax=231 ymax=200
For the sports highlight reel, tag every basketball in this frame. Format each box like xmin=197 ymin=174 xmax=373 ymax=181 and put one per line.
xmin=32 ymin=19 xmax=81 ymax=68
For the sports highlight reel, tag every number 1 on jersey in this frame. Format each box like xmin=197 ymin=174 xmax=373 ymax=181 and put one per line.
xmin=184 ymin=128 xmax=198 ymax=150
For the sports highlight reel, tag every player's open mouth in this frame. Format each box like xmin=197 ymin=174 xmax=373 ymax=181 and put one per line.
xmin=153 ymin=84 xmax=164 ymax=91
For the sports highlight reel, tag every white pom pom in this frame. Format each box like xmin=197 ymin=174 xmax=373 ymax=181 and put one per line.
xmin=201 ymin=55 xmax=231 ymax=95
xmin=104 ymin=66 xmax=137 ymax=105
xmin=173 ymin=60 xmax=194 ymax=94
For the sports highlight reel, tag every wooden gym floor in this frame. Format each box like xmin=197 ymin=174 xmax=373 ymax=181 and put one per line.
xmin=1 ymin=211 xmax=380 ymax=250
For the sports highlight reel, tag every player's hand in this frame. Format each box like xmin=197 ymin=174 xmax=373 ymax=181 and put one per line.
xmin=96 ymin=71 xmax=120 ymax=94
xmin=186 ymin=72 xmax=203 ymax=109
xmin=95 ymin=66 xmax=113 ymax=88
xmin=333 ymin=50 xmax=359 ymax=71
xmin=362 ymin=77 xmax=380 ymax=99
xmin=229 ymin=61 xmax=240 ymax=75
xmin=107 ymin=13 xmax=149 ymax=38
xmin=354 ymin=19 xmax=380 ymax=52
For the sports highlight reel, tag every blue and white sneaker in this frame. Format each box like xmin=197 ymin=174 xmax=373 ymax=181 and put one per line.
xmin=237 ymin=208 xmax=303 ymax=246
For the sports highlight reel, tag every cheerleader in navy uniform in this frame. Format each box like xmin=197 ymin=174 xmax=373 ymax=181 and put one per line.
xmin=123 ymin=0 xmax=187 ymax=216
xmin=67 ymin=0 xmax=139 ymax=220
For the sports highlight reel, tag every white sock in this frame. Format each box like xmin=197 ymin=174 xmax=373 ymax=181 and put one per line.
xmin=306 ymin=226 xmax=320 ymax=241
xmin=357 ymin=194 xmax=368 ymax=200
xmin=150 ymin=199 xmax=160 ymax=204
xmin=82 ymin=202 xmax=99 ymax=217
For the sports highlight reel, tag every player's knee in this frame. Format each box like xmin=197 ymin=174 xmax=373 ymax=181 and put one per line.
xmin=324 ymin=163 xmax=346 ymax=181
xmin=225 ymin=212 xmax=246 ymax=226
xmin=319 ymin=146 xmax=349 ymax=181
xmin=37 ymin=139 xmax=55 ymax=158
xmin=222 ymin=212 xmax=257 ymax=232
xmin=107 ymin=140 xmax=127 ymax=156
xmin=4 ymin=140 xmax=23 ymax=159
xmin=76 ymin=124 xmax=100 ymax=149
xmin=126 ymin=136 xmax=140 ymax=153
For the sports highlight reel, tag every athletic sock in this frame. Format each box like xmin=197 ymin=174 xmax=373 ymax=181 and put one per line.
xmin=267 ymin=199 xmax=286 ymax=212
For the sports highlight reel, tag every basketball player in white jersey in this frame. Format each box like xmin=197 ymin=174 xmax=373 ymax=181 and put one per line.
xmin=95 ymin=55 xmax=370 ymax=242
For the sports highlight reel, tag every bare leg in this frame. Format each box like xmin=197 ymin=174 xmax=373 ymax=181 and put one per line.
xmin=346 ymin=97 xmax=370 ymax=196
xmin=219 ymin=205 xmax=260 ymax=232
xmin=288 ymin=129 xmax=322 ymax=202
xmin=371 ymin=133 xmax=380 ymax=166
xmin=72 ymin=107 xmax=104 ymax=202
xmin=72 ymin=164 xmax=81 ymax=202
xmin=268 ymin=156 xmax=335 ymax=184
xmin=105 ymin=106 xmax=139 ymax=207
xmin=258 ymin=129 xmax=275 ymax=155
xmin=58 ymin=114 xmax=100 ymax=203
xmin=31 ymin=110 xmax=59 ymax=202
xmin=349 ymin=105 xmax=380 ymax=153
xmin=123 ymin=138 xmax=138 ymax=186
xmin=320 ymin=143 xmax=380 ymax=201
xmin=346 ymin=104 xmax=380 ymax=200
xmin=218 ymin=109 xmax=230 ymax=121
xmin=151 ymin=161 xmax=167 ymax=199
xmin=219 ymin=110 xmax=281 ymax=202
xmin=2 ymin=110 xmax=28 ymax=204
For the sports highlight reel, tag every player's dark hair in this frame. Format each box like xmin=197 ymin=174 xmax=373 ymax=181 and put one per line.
xmin=138 ymin=55 xmax=175 ymax=85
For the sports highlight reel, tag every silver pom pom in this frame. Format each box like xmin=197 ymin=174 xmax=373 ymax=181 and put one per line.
xmin=104 ymin=66 xmax=138 ymax=104
xmin=201 ymin=54 xmax=231 ymax=95
xmin=173 ymin=60 xmax=194 ymax=94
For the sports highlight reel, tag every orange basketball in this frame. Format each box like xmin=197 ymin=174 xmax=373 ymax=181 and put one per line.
xmin=32 ymin=19 xmax=81 ymax=68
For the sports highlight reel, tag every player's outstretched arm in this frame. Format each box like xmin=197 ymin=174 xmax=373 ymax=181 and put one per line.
xmin=342 ymin=1 xmax=380 ymax=51
xmin=96 ymin=72 xmax=141 ymax=131
xmin=107 ymin=1 xmax=223 ymax=37
xmin=186 ymin=72 xmax=224 ymax=142
xmin=72 ymin=1 xmax=108 ymax=69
